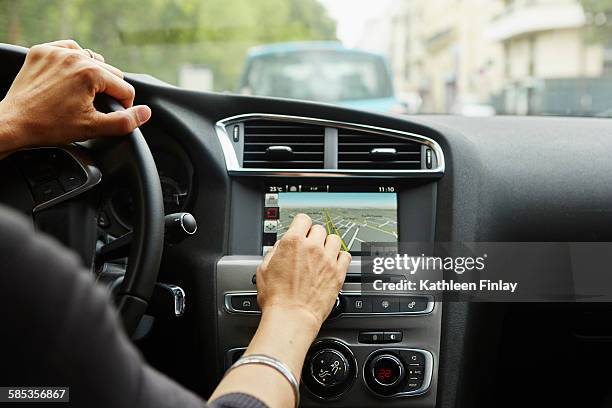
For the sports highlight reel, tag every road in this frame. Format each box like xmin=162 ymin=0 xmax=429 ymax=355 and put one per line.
xmin=277 ymin=207 xmax=397 ymax=252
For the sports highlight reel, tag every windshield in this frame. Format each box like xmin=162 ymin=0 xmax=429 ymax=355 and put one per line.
xmin=3 ymin=0 xmax=612 ymax=116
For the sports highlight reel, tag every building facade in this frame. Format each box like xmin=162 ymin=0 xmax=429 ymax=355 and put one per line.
xmin=386 ymin=0 xmax=611 ymax=115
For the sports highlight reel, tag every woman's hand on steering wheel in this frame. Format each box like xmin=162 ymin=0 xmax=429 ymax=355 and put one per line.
xmin=0 ymin=39 xmax=151 ymax=157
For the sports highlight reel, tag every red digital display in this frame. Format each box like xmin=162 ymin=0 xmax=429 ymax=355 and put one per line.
xmin=372 ymin=357 xmax=401 ymax=385
xmin=377 ymin=368 xmax=393 ymax=381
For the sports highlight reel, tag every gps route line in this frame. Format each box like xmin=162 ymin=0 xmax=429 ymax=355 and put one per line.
xmin=323 ymin=208 xmax=349 ymax=251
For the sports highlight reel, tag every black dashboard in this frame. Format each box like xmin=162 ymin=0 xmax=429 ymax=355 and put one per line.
xmin=145 ymin=81 xmax=612 ymax=405
xmin=95 ymin=78 xmax=612 ymax=406
xmin=124 ymin=76 xmax=612 ymax=406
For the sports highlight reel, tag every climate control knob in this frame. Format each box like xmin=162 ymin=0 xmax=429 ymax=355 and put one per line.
xmin=310 ymin=348 xmax=350 ymax=387
xmin=364 ymin=352 xmax=409 ymax=396
xmin=370 ymin=354 xmax=405 ymax=388
xmin=303 ymin=340 xmax=356 ymax=399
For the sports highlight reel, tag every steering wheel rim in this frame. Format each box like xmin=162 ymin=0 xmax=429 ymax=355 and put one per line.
xmin=0 ymin=44 xmax=165 ymax=335
xmin=92 ymin=96 xmax=165 ymax=334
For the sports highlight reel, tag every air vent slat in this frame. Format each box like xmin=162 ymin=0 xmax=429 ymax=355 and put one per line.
xmin=245 ymin=142 xmax=322 ymax=146
xmin=242 ymin=119 xmax=325 ymax=169
xmin=338 ymin=129 xmax=423 ymax=170
xmin=243 ymin=134 xmax=322 ymax=137
xmin=339 ymin=151 xmax=421 ymax=155
xmin=339 ymin=160 xmax=420 ymax=164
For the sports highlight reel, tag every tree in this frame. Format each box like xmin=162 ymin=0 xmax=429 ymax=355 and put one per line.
xmin=0 ymin=0 xmax=337 ymax=90
xmin=578 ymin=0 xmax=612 ymax=44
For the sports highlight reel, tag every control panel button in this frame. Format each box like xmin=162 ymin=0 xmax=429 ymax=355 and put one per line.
xmin=344 ymin=296 xmax=372 ymax=313
xmin=372 ymin=296 xmax=399 ymax=313
xmin=310 ymin=349 xmax=350 ymax=387
xmin=229 ymin=295 xmax=260 ymax=312
xmin=24 ymin=162 xmax=58 ymax=185
xmin=359 ymin=331 xmax=384 ymax=343
xmin=399 ymin=296 xmax=429 ymax=313
xmin=33 ymin=180 xmax=64 ymax=203
xmin=400 ymin=350 xmax=425 ymax=366
xmin=408 ymin=365 xmax=425 ymax=379
xmin=406 ymin=379 xmax=423 ymax=390
xmin=58 ymin=172 xmax=85 ymax=192
xmin=383 ymin=331 xmax=402 ymax=343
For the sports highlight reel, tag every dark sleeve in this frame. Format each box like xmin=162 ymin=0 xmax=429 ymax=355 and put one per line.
xmin=0 ymin=205 xmax=266 ymax=408
xmin=209 ymin=393 xmax=269 ymax=408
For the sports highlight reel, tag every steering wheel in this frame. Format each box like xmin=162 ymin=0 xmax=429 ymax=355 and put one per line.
xmin=0 ymin=44 xmax=165 ymax=335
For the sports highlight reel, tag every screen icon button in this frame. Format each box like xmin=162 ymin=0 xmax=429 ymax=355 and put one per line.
xmin=265 ymin=193 xmax=278 ymax=206
xmin=265 ymin=207 xmax=279 ymax=219
xmin=263 ymin=220 xmax=278 ymax=233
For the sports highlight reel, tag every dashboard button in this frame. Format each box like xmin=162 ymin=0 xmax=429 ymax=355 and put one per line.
xmin=359 ymin=331 xmax=384 ymax=344
xmin=406 ymin=379 xmax=423 ymax=390
xmin=383 ymin=331 xmax=402 ymax=343
xmin=372 ymin=296 xmax=399 ymax=313
xmin=408 ymin=365 xmax=425 ymax=379
xmin=59 ymin=172 xmax=85 ymax=192
xmin=399 ymin=296 xmax=429 ymax=313
xmin=344 ymin=296 xmax=372 ymax=313
xmin=24 ymin=163 xmax=57 ymax=185
xmin=229 ymin=295 xmax=260 ymax=312
xmin=400 ymin=351 xmax=425 ymax=366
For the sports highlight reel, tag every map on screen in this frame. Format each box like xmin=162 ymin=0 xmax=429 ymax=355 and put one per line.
xmin=263 ymin=190 xmax=397 ymax=254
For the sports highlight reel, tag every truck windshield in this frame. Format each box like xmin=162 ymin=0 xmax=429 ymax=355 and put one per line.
xmin=242 ymin=50 xmax=393 ymax=102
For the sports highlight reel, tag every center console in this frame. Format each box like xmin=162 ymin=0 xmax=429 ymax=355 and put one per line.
xmin=215 ymin=114 xmax=443 ymax=407
xmin=217 ymin=254 xmax=441 ymax=407
xmin=217 ymin=178 xmax=440 ymax=407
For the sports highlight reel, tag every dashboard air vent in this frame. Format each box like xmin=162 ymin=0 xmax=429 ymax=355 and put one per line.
xmin=338 ymin=128 xmax=422 ymax=170
xmin=243 ymin=120 xmax=325 ymax=168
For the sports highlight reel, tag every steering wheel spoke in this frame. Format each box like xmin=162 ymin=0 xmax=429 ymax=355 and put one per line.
xmin=10 ymin=146 xmax=102 ymax=213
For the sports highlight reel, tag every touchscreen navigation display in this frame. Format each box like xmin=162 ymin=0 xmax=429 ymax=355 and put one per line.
xmin=263 ymin=184 xmax=397 ymax=255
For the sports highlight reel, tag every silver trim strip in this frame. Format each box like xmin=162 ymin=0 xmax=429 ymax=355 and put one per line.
xmin=215 ymin=113 xmax=445 ymax=177
xmin=29 ymin=145 xmax=102 ymax=213
xmin=224 ymin=291 xmax=435 ymax=316
xmin=363 ymin=348 xmax=434 ymax=398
